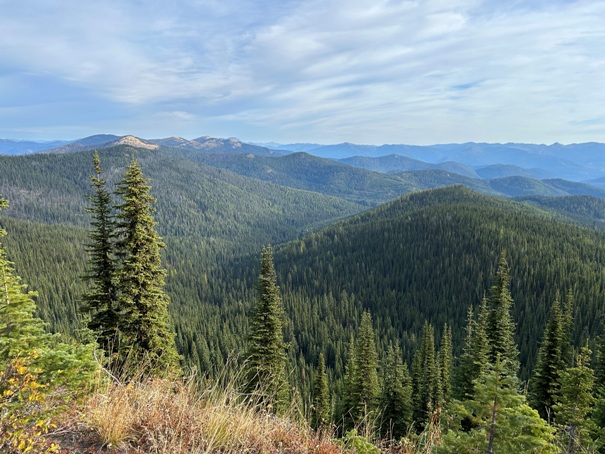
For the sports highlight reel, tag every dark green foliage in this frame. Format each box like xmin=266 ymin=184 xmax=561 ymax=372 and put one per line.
xmin=529 ymin=296 xmax=568 ymax=421
xmin=380 ymin=342 xmax=412 ymax=440
xmin=311 ymin=352 xmax=330 ymax=429
xmin=439 ymin=323 xmax=453 ymax=403
xmin=0 ymin=198 xmax=48 ymax=363
xmin=245 ymin=245 xmax=288 ymax=413
xmin=351 ymin=311 xmax=380 ymax=425
xmin=82 ymin=152 xmax=119 ymax=355
xmin=553 ymin=345 xmax=596 ymax=452
xmin=0 ymin=196 xmax=97 ymax=390
xmin=453 ymin=301 xmax=489 ymax=401
xmin=113 ymin=159 xmax=180 ymax=374
xmin=485 ymin=252 xmax=520 ymax=379
xmin=412 ymin=322 xmax=441 ymax=430
xmin=440 ymin=356 xmax=556 ymax=453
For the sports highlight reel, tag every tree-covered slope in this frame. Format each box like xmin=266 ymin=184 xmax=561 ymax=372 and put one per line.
xmin=0 ymin=146 xmax=364 ymax=246
xmin=268 ymin=186 xmax=605 ymax=377
xmin=164 ymin=150 xmax=415 ymax=204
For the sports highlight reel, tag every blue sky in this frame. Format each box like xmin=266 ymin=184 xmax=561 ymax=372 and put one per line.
xmin=1 ymin=0 xmax=604 ymax=144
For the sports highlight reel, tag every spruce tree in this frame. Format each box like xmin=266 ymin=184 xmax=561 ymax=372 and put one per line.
xmin=439 ymin=323 xmax=453 ymax=405
xmin=380 ymin=342 xmax=412 ymax=440
xmin=246 ymin=245 xmax=288 ymax=413
xmin=529 ymin=296 xmax=567 ymax=421
xmin=312 ymin=352 xmax=330 ymax=429
xmin=412 ymin=322 xmax=441 ymax=430
xmin=0 ymin=197 xmax=49 ymax=363
xmin=342 ymin=335 xmax=358 ymax=429
xmin=485 ymin=252 xmax=519 ymax=379
xmin=439 ymin=356 xmax=556 ymax=454
xmin=454 ymin=303 xmax=489 ymax=401
xmin=83 ymin=151 xmax=119 ymax=356
xmin=0 ymin=196 xmax=97 ymax=389
xmin=553 ymin=345 xmax=596 ymax=453
xmin=113 ymin=158 xmax=180 ymax=375
xmin=351 ymin=310 xmax=380 ymax=426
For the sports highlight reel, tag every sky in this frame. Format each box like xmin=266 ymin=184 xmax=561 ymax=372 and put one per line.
xmin=1 ymin=0 xmax=604 ymax=145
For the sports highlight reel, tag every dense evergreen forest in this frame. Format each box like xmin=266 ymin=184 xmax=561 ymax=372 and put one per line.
xmin=4 ymin=146 xmax=605 ymax=451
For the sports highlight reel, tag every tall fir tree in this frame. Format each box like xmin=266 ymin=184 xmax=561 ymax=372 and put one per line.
xmin=83 ymin=151 xmax=119 ymax=356
xmin=350 ymin=310 xmax=380 ymax=427
xmin=246 ymin=245 xmax=289 ymax=413
xmin=553 ymin=345 xmax=596 ymax=453
xmin=529 ymin=295 xmax=567 ymax=421
xmin=113 ymin=158 xmax=180 ymax=375
xmin=561 ymin=289 xmax=575 ymax=367
xmin=412 ymin=322 xmax=441 ymax=431
xmin=380 ymin=342 xmax=413 ymax=440
xmin=454 ymin=303 xmax=488 ymax=401
xmin=439 ymin=323 xmax=453 ymax=405
xmin=0 ymin=195 xmax=97 ymax=389
xmin=312 ymin=352 xmax=331 ymax=429
xmin=0 ymin=196 xmax=49 ymax=364
xmin=342 ymin=335 xmax=358 ymax=429
xmin=485 ymin=252 xmax=519 ymax=379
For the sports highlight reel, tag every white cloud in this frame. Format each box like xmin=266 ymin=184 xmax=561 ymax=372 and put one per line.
xmin=1 ymin=0 xmax=605 ymax=143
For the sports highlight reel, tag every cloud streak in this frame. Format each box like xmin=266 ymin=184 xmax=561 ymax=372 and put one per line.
xmin=1 ymin=0 xmax=604 ymax=144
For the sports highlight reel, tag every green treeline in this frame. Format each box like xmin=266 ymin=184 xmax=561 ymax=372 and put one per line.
xmin=6 ymin=149 xmax=605 ymax=449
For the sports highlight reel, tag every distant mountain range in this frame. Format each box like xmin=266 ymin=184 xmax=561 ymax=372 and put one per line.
xmin=2 ymin=134 xmax=605 ymax=183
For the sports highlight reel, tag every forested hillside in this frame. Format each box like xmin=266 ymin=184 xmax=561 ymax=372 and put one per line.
xmin=5 ymin=148 xmax=605 ymax=451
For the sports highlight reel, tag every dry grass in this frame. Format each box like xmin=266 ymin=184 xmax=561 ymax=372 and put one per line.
xmin=51 ymin=369 xmax=343 ymax=453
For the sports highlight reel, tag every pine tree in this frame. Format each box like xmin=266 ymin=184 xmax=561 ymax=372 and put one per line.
xmin=529 ymin=296 xmax=567 ymax=421
xmin=380 ymin=342 xmax=412 ymax=440
xmin=412 ymin=322 xmax=441 ymax=431
xmin=454 ymin=304 xmax=486 ymax=401
xmin=82 ymin=151 xmax=119 ymax=356
xmin=561 ymin=289 xmax=575 ymax=367
xmin=312 ymin=352 xmax=330 ymax=429
xmin=0 ymin=196 xmax=97 ymax=389
xmin=342 ymin=335 xmax=358 ymax=429
xmin=485 ymin=252 xmax=519 ymax=379
xmin=439 ymin=356 xmax=556 ymax=454
xmin=0 ymin=197 xmax=49 ymax=364
xmin=553 ymin=345 xmax=596 ymax=453
xmin=246 ymin=245 xmax=288 ymax=413
xmin=351 ymin=310 xmax=380 ymax=426
xmin=113 ymin=158 xmax=180 ymax=375
xmin=439 ymin=323 xmax=453 ymax=405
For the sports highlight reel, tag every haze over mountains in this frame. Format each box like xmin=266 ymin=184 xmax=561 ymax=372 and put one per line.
xmin=2 ymin=134 xmax=604 ymax=184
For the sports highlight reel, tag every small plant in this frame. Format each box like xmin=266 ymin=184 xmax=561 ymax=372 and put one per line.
xmin=336 ymin=429 xmax=380 ymax=454
xmin=0 ymin=354 xmax=60 ymax=453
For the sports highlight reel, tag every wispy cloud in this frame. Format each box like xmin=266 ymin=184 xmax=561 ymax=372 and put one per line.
xmin=1 ymin=0 xmax=604 ymax=143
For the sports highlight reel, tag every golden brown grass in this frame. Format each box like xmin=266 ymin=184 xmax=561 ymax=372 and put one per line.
xmin=52 ymin=369 xmax=343 ymax=453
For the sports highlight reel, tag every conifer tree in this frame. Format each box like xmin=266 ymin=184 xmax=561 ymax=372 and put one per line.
xmin=0 ymin=197 xmax=49 ymax=364
xmin=83 ymin=151 xmax=119 ymax=356
xmin=553 ymin=345 xmax=596 ymax=453
xmin=561 ymin=289 xmax=575 ymax=367
xmin=380 ymin=342 xmax=412 ymax=440
xmin=439 ymin=323 xmax=453 ymax=404
xmin=412 ymin=322 xmax=441 ymax=430
xmin=439 ymin=356 xmax=556 ymax=454
xmin=0 ymin=196 xmax=97 ymax=389
xmin=485 ymin=252 xmax=519 ymax=379
xmin=342 ymin=336 xmax=358 ymax=429
xmin=351 ymin=310 xmax=380 ymax=425
xmin=312 ymin=352 xmax=330 ymax=429
xmin=114 ymin=158 xmax=180 ymax=374
xmin=246 ymin=245 xmax=288 ymax=413
xmin=454 ymin=303 xmax=488 ymax=401
xmin=529 ymin=296 xmax=567 ymax=421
